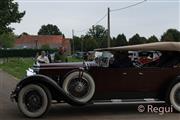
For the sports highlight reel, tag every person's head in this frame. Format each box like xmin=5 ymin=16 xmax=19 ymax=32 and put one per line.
xmin=58 ymin=46 xmax=65 ymax=54
xmin=41 ymin=51 xmax=46 ymax=57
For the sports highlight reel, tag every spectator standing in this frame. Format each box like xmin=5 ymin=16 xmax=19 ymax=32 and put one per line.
xmin=54 ymin=46 xmax=68 ymax=63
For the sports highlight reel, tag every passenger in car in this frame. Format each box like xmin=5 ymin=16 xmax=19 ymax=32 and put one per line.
xmin=37 ymin=51 xmax=50 ymax=64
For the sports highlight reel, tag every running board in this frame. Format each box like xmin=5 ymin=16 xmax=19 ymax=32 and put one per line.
xmin=93 ymin=98 xmax=165 ymax=105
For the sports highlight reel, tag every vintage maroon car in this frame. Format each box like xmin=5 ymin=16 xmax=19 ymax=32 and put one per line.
xmin=11 ymin=42 xmax=180 ymax=118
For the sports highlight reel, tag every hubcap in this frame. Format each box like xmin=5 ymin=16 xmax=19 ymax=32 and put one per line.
xmin=23 ymin=90 xmax=43 ymax=112
xmin=75 ymin=82 xmax=84 ymax=92
xmin=67 ymin=78 xmax=89 ymax=98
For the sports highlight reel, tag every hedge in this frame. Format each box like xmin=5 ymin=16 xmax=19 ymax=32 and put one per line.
xmin=0 ymin=49 xmax=58 ymax=58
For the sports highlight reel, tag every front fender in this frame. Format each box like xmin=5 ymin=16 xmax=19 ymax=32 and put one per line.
xmin=11 ymin=74 xmax=86 ymax=106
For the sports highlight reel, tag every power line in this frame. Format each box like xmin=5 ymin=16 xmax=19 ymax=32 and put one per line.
xmin=94 ymin=13 xmax=107 ymax=26
xmin=75 ymin=0 xmax=147 ymax=34
xmin=75 ymin=13 xmax=107 ymax=33
xmin=111 ymin=0 xmax=147 ymax=12
xmin=75 ymin=28 xmax=88 ymax=33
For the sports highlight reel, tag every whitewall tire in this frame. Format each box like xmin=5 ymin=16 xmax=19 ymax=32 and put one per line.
xmin=17 ymin=84 xmax=51 ymax=118
xmin=170 ymin=82 xmax=180 ymax=112
xmin=63 ymin=71 xmax=95 ymax=103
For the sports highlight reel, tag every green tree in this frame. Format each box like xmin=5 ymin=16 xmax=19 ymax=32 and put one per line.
xmin=0 ymin=32 xmax=16 ymax=48
xmin=21 ymin=32 xmax=29 ymax=35
xmin=111 ymin=37 xmax=116 ymax=46
xmin=0 ymin=0 xmax=25 ymax=34
xmin=18 ymin=32 xmax=29 ymax=38
xmin=87 ymin=25 xmax=108 ymax=48
xmin=141 ymin=37 xmax=147 ymax=43
xmin=72 ymin=36 xmax=82 ymax=51
xmin=147 ymin=35 xmax=159 ymax=43
xmin=83 ymin=35 xmax=98 ymax=51
xmin=161 ymin=29 xmax=180 ymax=42
xmin=113 ymin=34 xmax=127 ymax=47
xmin=38 ymin=24 xmax=63 ymax=35
xmin=129 ymin=34 xmax=146 ymax=45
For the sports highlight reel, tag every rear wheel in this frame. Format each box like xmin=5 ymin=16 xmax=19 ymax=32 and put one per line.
xmin=63 ymin=71 xmax=95 ymax=103
xmin=17 ymin=84 xmax=51 ymax=118
xmin=169 ymin=82 xmax=180 ymax=112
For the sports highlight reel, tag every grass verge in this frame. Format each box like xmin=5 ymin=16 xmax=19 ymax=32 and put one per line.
xmin=0 ymin=58 xmax=34 ymax=79
xmin=0 ymin=57 xmax=82 ymax=79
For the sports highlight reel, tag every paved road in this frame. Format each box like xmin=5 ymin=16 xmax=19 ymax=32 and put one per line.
xmin=0 ymin=70 xmax=180 ymax=120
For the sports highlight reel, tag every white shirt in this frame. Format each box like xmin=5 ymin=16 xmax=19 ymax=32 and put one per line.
xmin=37 ymin=55 xmax=49 ymax=64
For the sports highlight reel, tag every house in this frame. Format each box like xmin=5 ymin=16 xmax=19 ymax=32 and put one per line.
xmin=15 ymin=35 xmax=71 ymax=54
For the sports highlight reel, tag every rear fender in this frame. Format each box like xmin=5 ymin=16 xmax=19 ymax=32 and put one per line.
xmin=165 ymin=75 xmax=180 ymax=103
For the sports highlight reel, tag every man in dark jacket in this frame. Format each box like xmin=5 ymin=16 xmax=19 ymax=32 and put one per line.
xmin=54 ymin=46 xmax=68 ymax=63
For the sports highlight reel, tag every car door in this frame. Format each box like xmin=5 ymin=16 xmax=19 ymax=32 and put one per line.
xmin=90 ymin=67 xmax=143 ymax=99
xmin=90 ymin=64 xmax=172 ymax=99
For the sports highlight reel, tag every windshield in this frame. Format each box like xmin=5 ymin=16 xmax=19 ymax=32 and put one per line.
xmin=94 ymin=50 xmax=163 ymax=68
xmin=95 ymin=51 xmax=113 ymax=67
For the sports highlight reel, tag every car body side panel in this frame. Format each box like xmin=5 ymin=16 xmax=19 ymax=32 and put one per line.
xmin=37 ymin=63 xmax=180 ymax=100
xmin=88 ymin=67 xmax=180 ymax=100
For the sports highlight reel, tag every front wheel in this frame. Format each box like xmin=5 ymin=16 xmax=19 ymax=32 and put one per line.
xmin=169 ymin=82 xmax=180 ymax=112
xmin=63 ymin=71 xmax=95 ymax=104
xmin=17 ymin=84 xmax=51 ymax=118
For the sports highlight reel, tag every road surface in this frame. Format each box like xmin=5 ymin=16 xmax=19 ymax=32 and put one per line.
xmin=0 ymin=69 xmax=180 ymax=120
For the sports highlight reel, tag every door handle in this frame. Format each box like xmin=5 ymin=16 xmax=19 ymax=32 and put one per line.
xmin=138 ymin=72 xmax=143 ymax=75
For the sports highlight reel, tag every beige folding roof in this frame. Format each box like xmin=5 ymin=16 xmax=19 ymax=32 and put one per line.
xmin=95 ymin=42 xmax=180 ymax=52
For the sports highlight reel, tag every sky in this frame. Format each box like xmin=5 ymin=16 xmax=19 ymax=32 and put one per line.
xmin=12 ymin=0 xmax=180 ymax=39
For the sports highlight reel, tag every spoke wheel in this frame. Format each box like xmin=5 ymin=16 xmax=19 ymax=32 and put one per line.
xmin=18 ymin=84 xmax=51 ymax=118
xmin=67 ymin=78 xmax=90 ymax=98
xmin=63 ymin=71 xmax=95 ymax=103
xmin=24 ymin=90 xmax=43 ymax=112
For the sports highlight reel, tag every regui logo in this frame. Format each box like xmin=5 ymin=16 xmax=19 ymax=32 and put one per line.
xmin=137 ymin=105 xmax=173 ymax=115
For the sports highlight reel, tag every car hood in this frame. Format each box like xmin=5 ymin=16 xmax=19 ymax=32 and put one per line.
xmin=33 ymin=61 xmax=98 ymax=69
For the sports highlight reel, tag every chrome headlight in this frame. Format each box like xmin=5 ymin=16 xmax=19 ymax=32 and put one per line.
xmin=26 ymin=68 xmax=36 ymax=76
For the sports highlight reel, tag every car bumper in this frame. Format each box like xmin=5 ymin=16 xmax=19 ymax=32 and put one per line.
xmin=10 ymin=90 xmax=16 ymax=102
xmin=10 ymin=86 xmax=21 ymax=102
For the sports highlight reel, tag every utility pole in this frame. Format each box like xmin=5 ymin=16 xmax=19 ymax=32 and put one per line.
xmin=107 ymin=7 xmax=111 ymax=48
xmin=72 ymin=29 xmax=75 ymax=54
xmin=81 ymin=35 xmax=84 ymax=52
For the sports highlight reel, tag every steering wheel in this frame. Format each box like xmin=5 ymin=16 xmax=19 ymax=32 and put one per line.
xmin=132 ymin=60 xmax=143 ymax=68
